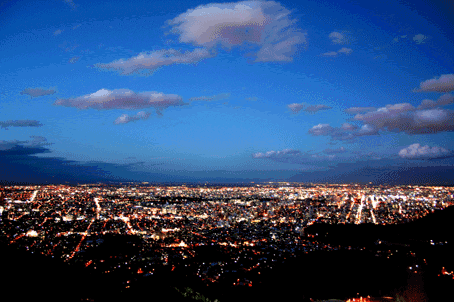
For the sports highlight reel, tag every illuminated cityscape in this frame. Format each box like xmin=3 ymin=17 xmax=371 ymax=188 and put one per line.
xmin=1 ymin=183 xmax=453 ymax=301
xmin=2 ymin=0 xmax=454 ymax=301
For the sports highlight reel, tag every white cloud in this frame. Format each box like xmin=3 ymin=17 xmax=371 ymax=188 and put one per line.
xmin=356 ymin=124 xmax=379 ymax=136
xmin=114 ymin=111 xmax=151 ymax=125
xmin=252 ymin=148 xmax=301 ymax=159
xmin=399 ymin=143 xmax=450 ymax=159
xmin=308 ymin=122 xmax=375 ymax=141
xmin=308 ymin=124 xmax=334 ymax=136
xmin=252 ymin=148 xmax=315 ymax=164
xmin=353 ymin=103 xmax=454 ymax=134
xmin=53 ymin=29 xmax=63 ymax=36
xmin=329 ymin=31 xmax=350 ymax=44
xmin=55 ymin=89 xmax=185 ymax=116
xmin=252 ymin=148 xmax=346 ymax=165
xmin=168 ymin=1 xmax=306 ymax=62
xmin=97 ymin=48 xmax=213 ymax=75
xmin=416 ymin=74 xmax=454 ymax=93
xmin=314 ymin=100 xmax=454 ymax=140
xmin=337 ymin=47 xmax=353 ymax=55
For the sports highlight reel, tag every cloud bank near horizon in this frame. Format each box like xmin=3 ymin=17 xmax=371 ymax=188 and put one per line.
xmin=252 ymin=148 xmax=342 ymax=165
xmin=399 ymin=143 xmax=451 ymax=159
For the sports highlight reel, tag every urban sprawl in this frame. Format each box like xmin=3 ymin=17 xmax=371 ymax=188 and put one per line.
xmin=1 ymin=183 xmax=453 ymax=300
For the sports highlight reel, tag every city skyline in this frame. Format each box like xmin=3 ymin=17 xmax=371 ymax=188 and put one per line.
xmin=1 ymin=0 xmax=454 ymax=184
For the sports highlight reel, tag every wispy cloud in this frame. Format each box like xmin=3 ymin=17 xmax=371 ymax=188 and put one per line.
xmin=321 ymin=47 xmax=353 ymax=57
xmin=252 ymin=148 xmax=341 ymax=165
xmin=69 ymin=56 xmax=80 ymax=64
xmin=20 ymin=87 xmax=56 ymax=98
xmin=344 ymin=107 xmax=376 ymax=114
xmin=415 ymin=74 xmax=454 ymax=93
xmin=28 ymin=136 xmax=52 ymax=147
xmin=321 ymin=51 xmax=338 ymax=57
xmin=288 ymin=103 xmax=332 ymax=113
xmin=392 ymin=35 xmax=408 ymax=43
xmin=59 ymin=41 xmax=79 ymax=53
xmin=114 ymin=111 xmax=151 ymax=125
xmin=308 ymin=122 xmax=377 ymax=141
xmin=188 ymin=93 xmax=230 ymax=102
xmin=252 ymin=149 xmax=315 ymax=164
xmin=0 ymin=120 xmax=44 ymax=129
xmin=252 ymin=148 xmax=301 ymax=159
xmin=329 ymin=31 xmax=351 ymax=44
xmin=0 ymin=136 xmax=50 ymax=150
xmin=413 ymin=34 xmax=428 ymax=44
xmin=53 ymin=29 xmax=63 ymax=36
xmin=337 ymin=47 xmax=353 ymax=55
xmin=55 ymin=89 xmax=185 ymax=116
xmin=96 ymin=48 xmax=213 ymax=75
xmin=168 ymin=1 xmax=306 ymax=62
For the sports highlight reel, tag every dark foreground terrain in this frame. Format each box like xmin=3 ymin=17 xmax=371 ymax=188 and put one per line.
xmin=2 ymin=207 xmax=454 ymax=302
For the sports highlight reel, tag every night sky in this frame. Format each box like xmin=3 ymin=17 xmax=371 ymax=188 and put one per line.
xmin=1 ymin=0 xmax=454 ymax=184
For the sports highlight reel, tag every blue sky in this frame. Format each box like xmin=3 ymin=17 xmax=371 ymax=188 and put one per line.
xmin=1 ymin=0 xmax=454 ymax=184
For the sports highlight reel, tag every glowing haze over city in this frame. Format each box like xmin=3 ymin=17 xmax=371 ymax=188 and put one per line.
xmin=1 ymin=0 xmax=454 ymax=185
